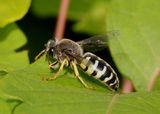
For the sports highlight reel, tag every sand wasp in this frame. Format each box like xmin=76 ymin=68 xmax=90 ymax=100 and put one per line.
xmin=35 ymin=32 xmax=119 ymax=91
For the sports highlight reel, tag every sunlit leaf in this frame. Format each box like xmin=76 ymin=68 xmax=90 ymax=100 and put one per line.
xmin=1 ymin=60 xmax=160 ymax=114
xmin=0 ymin=58 xmax=116 ymax=114
xmin=110 ymin=91 xmax=160 ymax=114
xmin=0 ymin=93 xmax=23 ymax=114
xmin=107 ymin=0 xmax=160 ymax=91
xmin=0 ymin=23 xmax=29 ymax=72
xmin=0 ymin=0 xmax=31 ymax=27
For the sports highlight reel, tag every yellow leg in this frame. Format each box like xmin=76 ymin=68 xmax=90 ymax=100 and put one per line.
xmin=71 ymin=61 xmax=93 ymax=89
xmin=35 ymin=49 xmax=45 ymax=61
xmin=48 ymin=61 xmax=58 ymax=69
xmin=46 ymin=59 xmax=68 ymax=81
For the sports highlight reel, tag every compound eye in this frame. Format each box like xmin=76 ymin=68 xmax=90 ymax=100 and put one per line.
xmin=47 ymin=48 xmax=55 ymax=56
xmin=51 ymin=48 xmax=54 ymax=52
xmin=50 ymin=48 xmax=55 ymax=53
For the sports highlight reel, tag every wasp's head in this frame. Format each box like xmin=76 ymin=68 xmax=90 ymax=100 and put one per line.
xmin=45 ymin=39 xmax=57 ymax=61
xmin=45 ymin=39 xmax=56 ymax=51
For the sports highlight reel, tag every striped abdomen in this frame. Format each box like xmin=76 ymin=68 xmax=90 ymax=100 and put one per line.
xmin=79 ymin=52 xmax=119 ymax=91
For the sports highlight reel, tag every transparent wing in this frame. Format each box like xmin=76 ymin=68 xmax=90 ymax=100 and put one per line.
xmin=77 ymin=30 xmax=119 ymax=52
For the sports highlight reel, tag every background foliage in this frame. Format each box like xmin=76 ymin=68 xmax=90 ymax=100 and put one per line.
xmin=0 ymin=0 xmax=160 ymax=114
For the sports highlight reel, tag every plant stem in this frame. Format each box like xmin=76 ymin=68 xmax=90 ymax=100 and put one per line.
xmin=106 ymin=94 xmax=118 ymax=114
xmin=147 ymin=66 xmax=160 ymax=91
xmin=121 ymin=79 xmax=134 ymax=93
xmin=54 ymin=0 xmax=70 ymax=41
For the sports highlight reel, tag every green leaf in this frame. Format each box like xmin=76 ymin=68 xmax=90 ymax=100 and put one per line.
xmin=0 ymin=93 xmax=23 ymax=114
xmin=107 ymin=0 xmax=160 ymax=91
xmin=152 ymin=74 xmax=160 ymax=91
xmin=0 ymin=58 xmax=116 ymax=114
xmin=110 ymin=91 xmax=160 ymax=114
xmin=0 ymin=70 xmax=8 ymax=79
xmin=1 ymin=60 xmax=160 ymax=114
xmin=0 ymin=0 xmax=31 ymax=27
xmin=0 ymin=99 xmax=10 ymax=114
xmin=0 ymin=23 xmax=29 ymax=72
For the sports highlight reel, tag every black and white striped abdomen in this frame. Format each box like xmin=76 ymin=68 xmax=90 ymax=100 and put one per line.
xmin=79 ymin=52 xmax=119 ymax=91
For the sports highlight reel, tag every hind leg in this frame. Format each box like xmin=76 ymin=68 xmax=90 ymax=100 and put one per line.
xmin=71 ymin=61 xmax=93 ymax=89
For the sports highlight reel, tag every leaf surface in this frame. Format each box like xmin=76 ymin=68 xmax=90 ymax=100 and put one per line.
xmin=0 ymin=58 xmax=115 ymax=114
xmin=1 ymin=61 xmax=160 ymax=114
xmin=107 ymin=0 xmax=160 ymax=91
xmin=109 ymin=91 xmax=160 ymax=114
xmin=0 ymin=0 xmax=31 ymax=27
xmin=0 ymin=93 xmax=23 ymax=114
xmin=0 ymin=23 xmax=29 ymax=72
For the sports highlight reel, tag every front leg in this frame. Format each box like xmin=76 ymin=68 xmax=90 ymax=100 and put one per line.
xmin=35 ymin=49 xmax=45 ymax=61
xmin=46 ymin=59 xmax=68 ymax=81
xmin=48 ymin=61 xmax=59 ymax=70
xmin=42 ymin=61 xmax=59 ymax=81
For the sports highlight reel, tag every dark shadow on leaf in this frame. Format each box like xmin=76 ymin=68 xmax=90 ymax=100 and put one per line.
xmin=14 ymin=43 xmax=28 ymax=52
xmin=0 ymin=24 xmax=17 ymax=42
xmin=0 ymin=70 xmax=8 ymax=79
